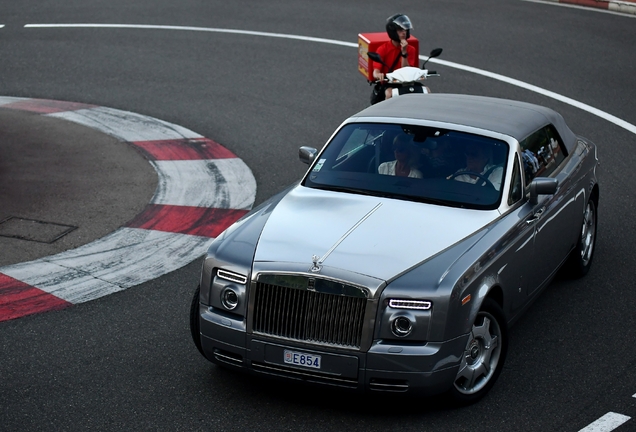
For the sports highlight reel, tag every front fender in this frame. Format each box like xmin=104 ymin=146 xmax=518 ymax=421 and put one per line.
xmin=199 ymin=184 xmax=295 ymax=304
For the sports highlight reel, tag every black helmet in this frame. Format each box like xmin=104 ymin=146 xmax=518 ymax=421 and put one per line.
xmin=386 ymin=14 xmax=413 ymax=42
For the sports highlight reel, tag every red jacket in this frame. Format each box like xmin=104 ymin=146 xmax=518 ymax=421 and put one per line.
xmin=373 ymin=41 xmax=417 ymax=74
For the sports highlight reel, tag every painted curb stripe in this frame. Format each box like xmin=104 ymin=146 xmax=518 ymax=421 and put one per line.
xmin=125 ymin=204 xmax=248 ymax=237
xmin=132 ymin=138 xmax=237 ymax=160
xmin=1 ymin=229 xmax=215 ymax=304
xmin=0 ymin=97 xmax=256 ymax=321
xmin=562 ymin=0 xmax=610 ymax=8
xmin=49 ymin=107 xmax=202 ymax=142
xmin=151 ymin=159 xmax=256 ymax=210
xmin=0 ymin=98 xmax=96 ymax=113
xmin=0 ymin=274 xmax=71 ymax=320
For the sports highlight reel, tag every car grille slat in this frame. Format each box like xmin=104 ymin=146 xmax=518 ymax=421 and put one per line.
xmin=252 ymin=281 xmax=367 ymax=349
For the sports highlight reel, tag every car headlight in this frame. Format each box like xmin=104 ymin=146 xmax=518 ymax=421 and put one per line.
xmin=378 ymin=298 xmax=433 ymax=341
xmin=217 ymin=269 xmax=247 ymax=285
xmin=388 ymin=299 xmax=432 ymax=310
xmin=210 ymin=268 xmax=248 ymax=316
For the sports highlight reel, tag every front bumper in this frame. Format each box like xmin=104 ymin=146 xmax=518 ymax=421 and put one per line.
xmin=198 ymin=305 xmax=468 ymax=395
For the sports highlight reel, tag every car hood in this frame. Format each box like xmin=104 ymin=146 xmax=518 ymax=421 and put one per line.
xmin=253 ymin=186 xmax=499 ymax=281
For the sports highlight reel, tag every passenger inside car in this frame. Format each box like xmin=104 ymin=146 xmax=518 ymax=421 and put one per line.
xmin=378 ymin=134 xmax=423 ymax=178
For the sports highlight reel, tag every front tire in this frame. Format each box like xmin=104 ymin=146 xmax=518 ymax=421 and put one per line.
xmin=449 ymin=298 xmax=508 ymax=405
xmin=189 ymin=285 xmax=205 ymax=357
xmin=565 ymin=198 xmax=597 ymax=278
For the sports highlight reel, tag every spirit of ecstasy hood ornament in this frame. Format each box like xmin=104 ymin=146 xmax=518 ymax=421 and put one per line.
xmin=310 ymin=255 xmax=322 ymax=273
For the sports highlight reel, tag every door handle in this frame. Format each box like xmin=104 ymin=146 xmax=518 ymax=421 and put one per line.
xmin=525 ymin=207 xmax=545 ymax=225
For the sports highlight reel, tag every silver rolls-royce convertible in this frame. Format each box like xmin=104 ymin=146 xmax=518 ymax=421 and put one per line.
xmin=190 ymin=93 xmax=599 ymax=404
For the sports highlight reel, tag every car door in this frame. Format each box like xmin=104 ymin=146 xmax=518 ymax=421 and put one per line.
xmin=495 ymin=153 xmax=537 ymax=313
xmin=520 ymin=125 xmax=576 ymax=295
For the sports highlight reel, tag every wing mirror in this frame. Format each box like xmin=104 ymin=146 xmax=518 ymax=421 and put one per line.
xmin=367 ymin=52 xmax=385 ymax=66
xmin=299 ymin=146 xmax=318 ymax=165
xmin=529 ymin=177 xmax=558 ymax=205
xmin=428 ymin=48 xmax=443 ymax=59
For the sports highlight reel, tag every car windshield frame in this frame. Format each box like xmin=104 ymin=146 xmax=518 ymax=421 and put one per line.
xmin=302 ymin=122 xmax=509 ymax=210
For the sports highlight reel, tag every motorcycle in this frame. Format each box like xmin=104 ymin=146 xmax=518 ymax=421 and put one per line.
xmin=368 ymin=48 xmax=442 ymax=104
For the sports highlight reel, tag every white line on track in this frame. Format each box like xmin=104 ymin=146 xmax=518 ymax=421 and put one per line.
xmin=521 ymin=0 xmax=636 ymax=18
xmin=578 ymin=412 xmax=631 ymax=432
xmin=23 ymin=23 xmax=636 ymax=136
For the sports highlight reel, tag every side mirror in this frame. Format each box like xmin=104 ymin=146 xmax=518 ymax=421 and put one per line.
xmin=367 ymin=52 xmax=385 ymax=66
xmin=529 ymin=177 xmax=558 ymax=205
xmin=421 ymin=48 xmax=443 ymax=70
xmin=429 ymin=48 xmax=443 ymax=59
xmin=299 ymin=146 xmax=318 ymax=165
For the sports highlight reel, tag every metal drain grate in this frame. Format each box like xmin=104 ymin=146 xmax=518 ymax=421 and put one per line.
xmin=0 ymin=217 xmax=77 ymax=243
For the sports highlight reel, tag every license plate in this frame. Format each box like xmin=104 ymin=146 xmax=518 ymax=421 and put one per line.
xmin=284 ymin=349 xmax=321 ymax=369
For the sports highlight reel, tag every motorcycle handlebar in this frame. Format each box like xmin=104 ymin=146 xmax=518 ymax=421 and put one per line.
xmin=371 ymin=71 xmax=440 ymax=85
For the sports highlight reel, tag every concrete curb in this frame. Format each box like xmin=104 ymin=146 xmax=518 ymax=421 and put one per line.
xmin=0 ymin=97 xmax=257 ymax=322
xmin=544 ymin=0 xmax=636 ymax=15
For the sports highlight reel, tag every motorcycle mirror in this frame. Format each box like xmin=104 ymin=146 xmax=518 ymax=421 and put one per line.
xmin=429 ymin=48 xmax=443 ymax=58
xmin=421 ymin=47 xmax=443 ymax=70
xmin=367 ymin=52 xmax=385 ymax=66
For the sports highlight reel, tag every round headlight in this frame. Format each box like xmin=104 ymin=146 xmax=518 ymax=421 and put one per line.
xmin=221 ymin=288 xmax=239 ymax=310
xmin=391 ymin=316 xmax=413 ymax=337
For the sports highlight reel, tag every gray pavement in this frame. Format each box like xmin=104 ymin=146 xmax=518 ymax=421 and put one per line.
xmin=0 ymin=107 xmax=156 ymax=267
xmin=1 ymin=1 xmax=636 ymax=431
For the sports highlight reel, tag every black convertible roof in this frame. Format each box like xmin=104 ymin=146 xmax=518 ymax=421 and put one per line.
xmin=352 ymin=94 xmax=578 ymax=151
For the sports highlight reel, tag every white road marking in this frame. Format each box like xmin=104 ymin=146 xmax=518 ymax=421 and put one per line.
xmin=23 ymin=23 xmax=636 ymax=136
xmin=428 ymin=57 xmax=636 ymax=135
xmin=578 ymin=412 xmax=631 ymax=432
xmin=522 ymin=0 xmax=636 ymax=18
xmin=24 ymin=23 xmax=355 ymax=47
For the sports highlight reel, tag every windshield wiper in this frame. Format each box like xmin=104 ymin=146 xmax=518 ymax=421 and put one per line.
xmin=310 ymin=185 xmax=377 ymax=196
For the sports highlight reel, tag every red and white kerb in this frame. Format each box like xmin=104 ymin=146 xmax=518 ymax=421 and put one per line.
xmin=0 ymin=97 xmax=256 ymax=322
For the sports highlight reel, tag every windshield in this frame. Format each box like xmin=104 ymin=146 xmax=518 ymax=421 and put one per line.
xmin=302 ymin=123 xmax=508 ymax=210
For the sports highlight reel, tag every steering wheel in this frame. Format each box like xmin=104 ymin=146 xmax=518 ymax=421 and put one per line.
xmin=448 ymin=171 xmax=496 ymax=189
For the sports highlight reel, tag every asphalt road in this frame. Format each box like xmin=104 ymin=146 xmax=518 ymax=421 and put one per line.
xmin=1 ymin=1 xmax=636 ymax=431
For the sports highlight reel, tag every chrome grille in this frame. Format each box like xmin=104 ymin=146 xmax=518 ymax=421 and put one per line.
xmin=252 ymin=281 xmax=367 ymax=349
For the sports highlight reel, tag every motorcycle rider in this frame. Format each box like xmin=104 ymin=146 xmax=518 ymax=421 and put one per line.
xmin=372 ymin=14 xmax=418 ymax=100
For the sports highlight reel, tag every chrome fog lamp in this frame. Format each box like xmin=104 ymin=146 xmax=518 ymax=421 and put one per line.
xmin=391 ymin=316 xmax=413 ymax=337
xmin=221 ymin=288 xmax=239 ymax=310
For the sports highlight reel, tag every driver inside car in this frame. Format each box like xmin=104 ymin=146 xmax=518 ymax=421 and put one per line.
xmin=450 ymin=145 xmax=503 ymax=190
